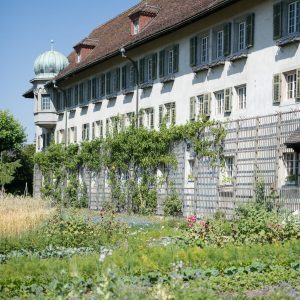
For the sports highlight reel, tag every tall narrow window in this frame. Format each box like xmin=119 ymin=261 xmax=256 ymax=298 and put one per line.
xmin=216 ymin=91 xmax=225 ymax=114
xmin=238 ymin=22 xmax=246 ymax=50
xmin=168 ymin=49 xmax=174 ymax=74
xmin=41 ymin=94 xmax=51 ymax=110
xmin=201 ymin=36 xmax=209 ymax=63
xmin=237 ymin=86 xmax=247 ymax=109
xmin=217 ymin=31 xmax=224 ymax=58
xmin=288 ymin=1 xmax=300 ymax=34
xmin=284 ymin=152 xmax=299 ymax=184
xmin=133 ymin=19 xmax=139 ymax=34
xmin=148 ymin=57 xmax=153 ymax=81
xmin=82 ymin=124 xmax=90 ymax=141
xmin=287 ymin=73 xmax=297 ymax=99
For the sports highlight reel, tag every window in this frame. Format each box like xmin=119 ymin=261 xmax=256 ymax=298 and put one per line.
xmin=288 ymin=1 xmax=300 ymax=34
xmin=159 ymin=102 xmax=176 ymax=126
xmin=216 ymin=91 xmax=225 ymax=115
xmin=77 ymin=53 xmax=81 ymax=63
xmin=287 ymin=73 xmax=297 ymax=99
xmin=74 ymin=85 xmax=79 ymax=106
xmin=68 ymin=126 xmax=77 ymax=144
xmin=91 ymin=78 xmax=98 ymax=100
xmin=189 ymin=34 xmax=209 ymax=66
xmin=106 ymin=69 xmax=120 ymax=95
xmin=139 ymin=54 xmax=157 ymax=84
xmin=41 ymin=94 xmax=51 ymax=110
xmin=126 ymin=112 xmax=135 ymax=128
xmin=79 ymin=83 xmax=85 ymax=104
xmin=237 ymin=85 xmax=247 ymax=109
xmin=133 ymin=19 xmax=139 ymax=34
xmin=213 ymin=23 xmax=232 ymax=59
xmin=274 ymin=1 xmax=300 ymax=39
xmin=91 ymin=122 xmax=96 ymax=139
xmin=60 ymin=129 xmax=65 ymax=144
xmin=199 ymin=94 xmax=211 ymax=116
xmin=284 ymin=152 xmax=299 ymax=184
xmin=188 ymin=159 xmax=195 ymax=182
xmin=201 ymin=36 xmax=209 ymax=63
xmin=274 ymin=70 xmax=300 ymax=103
xmin=148 ymin=57 xmax=153 ymax=81
xmin=217 ymin=31 xmax=224 ymax=58
xmin=82 ymin=123 xmax=90 ymax=141
xmin=220 ymin=156 xmax=234 ymax=185
xmin=168 ymin=49 xmax=174 ymax=74
xmin=238 ymin=22 xmax=246 ymax=50
xmin=190 ymin=94 xmax=211 ymax=122
xmin=145 ymin=108 xmax=154 ymax=129
xmin=159 ymin=45 xmax=179 ymax=78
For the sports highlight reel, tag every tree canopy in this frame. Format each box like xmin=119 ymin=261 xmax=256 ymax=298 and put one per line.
xmin=0 ymin=110 xmax=26 ymax=153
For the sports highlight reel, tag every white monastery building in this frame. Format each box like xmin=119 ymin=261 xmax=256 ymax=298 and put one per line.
xmin=24 ymin=0 xmax=300 ymax=214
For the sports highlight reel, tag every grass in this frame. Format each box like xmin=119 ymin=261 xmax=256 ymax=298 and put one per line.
xmin=0 ymin=194 xmax=54 ymax=238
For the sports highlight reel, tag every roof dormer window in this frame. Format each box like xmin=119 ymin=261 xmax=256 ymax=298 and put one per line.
xmin=133 ymin=19 xmax=140 ymax=35
xmin=77 ymin=53 xmax=81 ymax=63
xmin=129 ymin=4 xmax=159 ymax=35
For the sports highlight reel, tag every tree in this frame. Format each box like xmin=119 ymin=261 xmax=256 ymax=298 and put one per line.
xmin=0 ymin=110 xmax=26 ymax=193
xmin=0 ymin=110 xmax=26 ymax=153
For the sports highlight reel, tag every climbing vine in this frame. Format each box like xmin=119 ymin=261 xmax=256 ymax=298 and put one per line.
xmin=34 ymin=116 xmax=226 ymax=213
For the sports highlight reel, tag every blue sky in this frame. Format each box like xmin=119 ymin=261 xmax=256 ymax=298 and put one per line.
xmin=0 ymin=0 xmax=138 ymax=143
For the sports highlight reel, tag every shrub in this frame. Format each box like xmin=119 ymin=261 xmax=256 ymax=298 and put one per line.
xmin=163 ymin=188 xmax=182 ymax=217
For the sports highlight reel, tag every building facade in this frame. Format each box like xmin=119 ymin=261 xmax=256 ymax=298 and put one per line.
xmin=24 ymin=0 xmax=300 ymax=215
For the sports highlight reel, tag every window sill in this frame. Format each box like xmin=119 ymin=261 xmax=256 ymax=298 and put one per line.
xmin=229 ymin=51 xmax=248 ymax=62
xmin=276 ymin=33 xmax=300 ymax=47
xmin=160 ymin=74 xmax=175 ymax=83
xmin=107 ymin=93 xmax=118 ymax=100
xmin=79 ymin=103 xmax=89 ymax=108
xmin=209 ymin=59 xmax=226 ymax=68
xmin=140 ymin=81 xmax=153 ymax=89
xmin=122 ymin=87 xmax=135 ymax=95
xmin=92 ymin=97 xmax=104 ymax=104
xmin=68 ymin=106 xmax=76 ymax=112
xmin=192 ymin=63 xmax=210 ymax=73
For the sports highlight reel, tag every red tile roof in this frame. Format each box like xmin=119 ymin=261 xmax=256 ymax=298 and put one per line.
xmin=56 ymin=0 xmax=239 ymax=82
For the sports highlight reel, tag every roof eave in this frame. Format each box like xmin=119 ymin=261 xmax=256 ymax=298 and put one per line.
xmin=55 ymin=0 xmax=239 ymax=83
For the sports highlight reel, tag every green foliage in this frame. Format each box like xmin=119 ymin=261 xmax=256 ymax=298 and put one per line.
xmin=0 ymin=110 xmax=26 ymax=153
xmin=5 ymin=144 xmax=35 ymax=195
xmin=0 ymin=159 xmax=21 ymax=189
xmin=182 ymin=204 xmax=300 ymax=247
xmin=164 ymin=185 xmax=182 ymax=216
xmin=35 ymin=117 xmax=225 ymax=211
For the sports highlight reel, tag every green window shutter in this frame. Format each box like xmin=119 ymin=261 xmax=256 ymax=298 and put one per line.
xmin=159 ymin=50 xmax=166 ymax=78
xmin=273 ymin=2 xmax=282 ymax=40
xmin=139 ymin=58 xmax=145 ymax=84
xmin=116 ymin=68 xmax=120 ymax=92
xmin=224 ymin=88 xmax=232 ymax=113
xmin=296 ymin=69 xmax=300 ymax=100
xmin=100 ymin=74 xmax=105 ymax=96
xmin=190 ymin=97 xmax=196 ymax=121
xmin=224 ymin=22 xmax=232 ymax=57
xmin=106 ymin=72 xmax=111 ymax=95
xmin=273 ymin=74 xmax=281 ymax=104
xmin=152 ymin=53 xmax=157 ymax=80
xmin=173 ymin=44 xmax=179 ymax=73
xmin=122 ymin=66 xmax=127 ymax=90
xmin=190 ymin=37 xmax=198 ymax=66
xmin=246 ymin=13 xmax=255 ymax=48
xmin=150 ymin=108 xmax=154 ymax=129
xmin=204 ymin=93 xmax=211 ymax=116
xmin=171 ymin=102 xmax=176 ymax=124
xmin=159 ymin=105 xmax=164 ymax=126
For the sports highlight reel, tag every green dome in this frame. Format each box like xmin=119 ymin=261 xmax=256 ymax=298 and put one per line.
xmin=34 ymin=50 xmax=69 ymax=79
